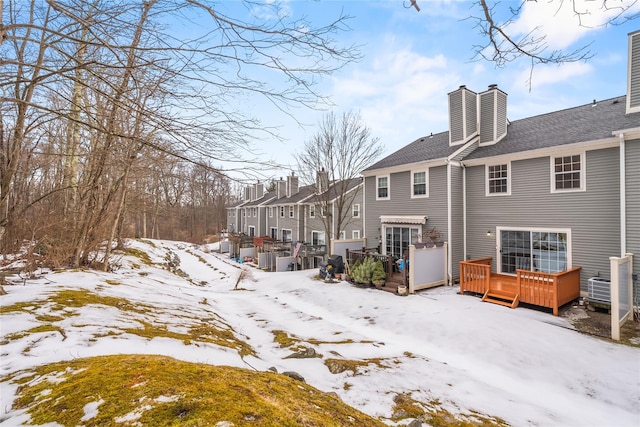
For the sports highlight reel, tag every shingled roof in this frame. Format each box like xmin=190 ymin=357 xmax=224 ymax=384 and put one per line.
xmin=365 ymin=94 xmax=639 ymax=171
xmin=364 ymin=131 xmax=456 ymax=171
xmin=465 ymin=95 xmax=638 ymax=160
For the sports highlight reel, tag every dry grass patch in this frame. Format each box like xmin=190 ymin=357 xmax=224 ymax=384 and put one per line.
xmin=6 ymin=354 xmax=386 ymax=427
xmin=390 ymin=392 xmax=509 ymax=427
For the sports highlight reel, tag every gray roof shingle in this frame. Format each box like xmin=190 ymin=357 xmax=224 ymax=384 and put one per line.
xmin=365 ymin=95 xmax=639 ymax=170
xmin=465 ymin=95 xmax=638 ymax=160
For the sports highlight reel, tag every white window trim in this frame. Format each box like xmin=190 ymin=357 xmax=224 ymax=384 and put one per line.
xmin=376 ymin=175 xmax=390 ymax=200
xmin=311 ymin=230 xmax=326 ymax=245
xmin=485 ymin=162 xmax=511 ymax=196
xmin=495 ymin=226 xmax=572 ymax=275
xmin=279 ymin=206 xmax=285 ymax=218
xmin=269 ymin=207 xmax=273 ymax=218
xmin=253 ymin=207 xmax=257 ymax=217
xmin=309 ymin=205 xmax=315 ymax=218
xmin=352 ymin=230 xmax=361 ymax=239
xmin=270 ymin=227 xmax=277 ymax=238
xmin=282 ymin=228 xmax=292 ymax=242
xmin=410 ymin=170 xmax=429 ymax=198
xmin=381 ymin=224 xmax=423 ymax=257
xmin=248 ymin=225 xmax=255 ymax=236
xmin=550 ymin=152 xmax=586 ymax=193
xmin=289 ymin=206 xmax=294 ymax=218
xmin=352 ymin=203 xmax=360 ymax=218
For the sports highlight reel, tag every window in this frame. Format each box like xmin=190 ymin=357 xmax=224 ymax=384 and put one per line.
xmin=552 ymin=154 xmax=584 ymax=191
xmin=321 ymin=205 xmax=327 ymax=217
xmin=352 ymin=230 xmax=360 ymax=239
xmin=248 ymin=226 xmax=255 ymax=237
xmin=282 ymin=229 xmax=292 ymax=242
xmin=270 ymin=227 xmax=277 ymax=239
xmin=487 ymin=164 xmax=509 ymax=195
xmin=309 ymin=205 xmax=315 ymax=218
xmin=339 ymin=230 xmax=346 ymax=240
xmin=253 ymin=207 xmax=257 ymax=217
xmin=242 ymin=209 xmax=246 ymax=217
xmin=279 ymin=206 xmax=285 ymax=217
xmin=289 ymin=206 xmax=294 ymax=218
xmin=411 ymin=171 xmax=427 ymax=197
xmin=269 ymin=207 xmax=273 ymax=217
xmin=384 ymin=225 xmax=421 ymax=259
xmin=377 ymin=175 xmax=389 ymax=200
xmin=311 ymin=231 xmax=326 ymax=245
xmin=498 ymin=228 xmax=570 ymax=274
xmin=352 ymin=204 xmax=360 ymax=218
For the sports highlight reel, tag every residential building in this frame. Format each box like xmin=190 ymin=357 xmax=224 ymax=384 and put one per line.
xmin=362 ymin=30 xmax=640 ymax=292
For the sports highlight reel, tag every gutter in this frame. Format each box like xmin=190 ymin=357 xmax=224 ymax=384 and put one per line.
xmin=619 ymin=132 xmax=626 ymax=256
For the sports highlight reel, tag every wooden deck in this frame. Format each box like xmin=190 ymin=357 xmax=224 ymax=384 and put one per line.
xmin=459 ymin=257 xmax=582 ymax=315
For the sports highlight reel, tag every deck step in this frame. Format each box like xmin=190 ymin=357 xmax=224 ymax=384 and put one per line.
xmin=482 ymin=289 xmax=520 ymax=309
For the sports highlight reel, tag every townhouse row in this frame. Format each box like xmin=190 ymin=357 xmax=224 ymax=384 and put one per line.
xmin=228 ymin=30 xmax=640 ymax=294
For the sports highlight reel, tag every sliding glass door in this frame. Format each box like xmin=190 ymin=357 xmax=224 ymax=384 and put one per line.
xmin=499 ymin=228 xmax=569 ymax=274
xmin=384 ymin=226 xmax=420 ymax=259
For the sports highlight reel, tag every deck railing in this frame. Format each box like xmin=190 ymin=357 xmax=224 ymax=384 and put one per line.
xmin=518 ymin=267 xmax=581 ymax=315
xmin=459 ymin=257 xmax=581 ymax=315
xmin=459 ymin=257 xmax=492 ymax=294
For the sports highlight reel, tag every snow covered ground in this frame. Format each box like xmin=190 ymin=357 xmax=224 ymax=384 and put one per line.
xmin=1 ymin=239 xmax=639 ymax=426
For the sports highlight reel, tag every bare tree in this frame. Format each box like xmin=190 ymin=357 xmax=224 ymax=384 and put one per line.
xmin=294 ymin=111 xmax=382 ymax=248
xmin=0 ymin=0 xmax=359 ymax=267
xmin=408 ymin=0 xmax=639 ymax=69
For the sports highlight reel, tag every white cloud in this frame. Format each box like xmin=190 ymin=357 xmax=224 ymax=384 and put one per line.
xmin=517 ymin=61 xmax=593 ymax=89
xmin=327 ymin=42 xmax=460 ymax=152
xmin=509 ymin=0 xmax=640 ymax=50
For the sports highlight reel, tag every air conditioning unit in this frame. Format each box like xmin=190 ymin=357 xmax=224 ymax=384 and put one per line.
xmin=587 ymin=277 xmax=611 ymax=304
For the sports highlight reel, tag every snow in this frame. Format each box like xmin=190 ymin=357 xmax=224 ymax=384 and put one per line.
xmin=1 ymin=239 xmax=639 ymax=426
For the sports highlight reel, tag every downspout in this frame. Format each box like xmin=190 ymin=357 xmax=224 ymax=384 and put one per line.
xmin=620 ymin=133 xmax=626 ymax=256
xmin=446 ymin=160 xmax=453 ymax=285
xmin=462 ymin=162 xmax=467 ymax=263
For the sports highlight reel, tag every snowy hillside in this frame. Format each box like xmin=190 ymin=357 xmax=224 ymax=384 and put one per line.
xmin=1 ymin=239 xmax=638 ymax=426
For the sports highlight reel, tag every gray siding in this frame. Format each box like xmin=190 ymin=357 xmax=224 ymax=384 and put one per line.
xmin=626 ymin=138 xmax=640 ymax=276
xmin=466 ymin=148 xmax=621 ymax=293
xmin=449 ymin=90 xmax=464 ymax=144
xmin=449 ymin=164 xmax=464 ymax=280
xmin=364 ymin=167 xmax=449 ymax=251
xmin=630 ymin=32 xmax=640 ymax=110
xmin=266 ymin=204 xmax=303 ymax=241
xmin=479 ymin=91 xmax=494 ymax=144
xmin=496 ymin=91 xmax=507 ymax=139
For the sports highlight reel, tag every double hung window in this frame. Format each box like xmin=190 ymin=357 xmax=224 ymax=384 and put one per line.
xmin=553 ymin=154 xmax=584 ymax=191
xmin=411 ymin=171 xmax=427 ymax=197
xmin=377 ymin=176 xmax=389 ymax=200
xmin=487 ymin=164 xmax=509 ymax=195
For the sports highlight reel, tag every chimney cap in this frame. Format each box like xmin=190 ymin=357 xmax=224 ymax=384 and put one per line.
xmin=488 ymin=84 xmax=498 ymax=89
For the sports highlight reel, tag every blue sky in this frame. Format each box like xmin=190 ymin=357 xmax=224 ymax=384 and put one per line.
xmin=204 ymin=1 xmax=640 ymax=180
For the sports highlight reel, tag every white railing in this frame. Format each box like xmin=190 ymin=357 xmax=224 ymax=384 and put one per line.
xmin=610 ymin=253 xmax=634 ymax=341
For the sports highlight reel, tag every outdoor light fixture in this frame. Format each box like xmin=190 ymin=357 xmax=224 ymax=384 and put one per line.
xmin=486 ymin=231 xmax=492 ymax=237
